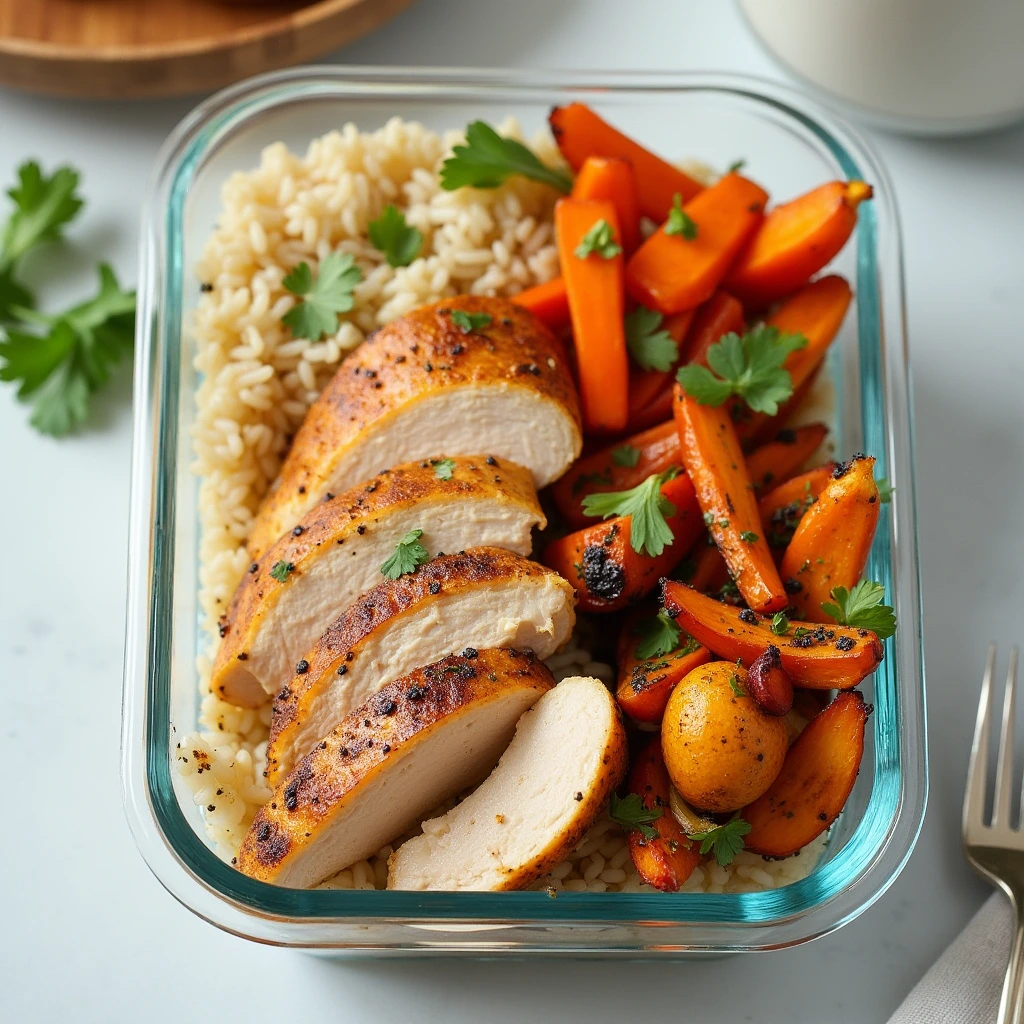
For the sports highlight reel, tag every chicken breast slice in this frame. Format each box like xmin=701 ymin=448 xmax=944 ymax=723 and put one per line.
xmin=387 ymin=675 xmax=628 ymax=891
xmin=212 ymin=457 xmax=545 ymax=708
xmin=247 ymin=296 xmax=582 ymax=559
xmin=236 ymin=649 xmax=554 ymax=888
xmin=265 ymin=548 xmax=575 ymax=785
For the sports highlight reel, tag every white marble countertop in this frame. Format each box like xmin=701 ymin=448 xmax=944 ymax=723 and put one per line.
xmin=3 ymin=2 xmax=1023 ymax=1020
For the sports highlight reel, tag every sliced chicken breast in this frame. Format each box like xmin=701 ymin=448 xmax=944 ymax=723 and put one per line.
xmin=247 ymin=296 xmax=582 ymax=559
xmin=265 ymin=548 xmax=575 ymax=785
xmin=388 ymin=675 xmax=628 ymax=891
xmin=237 ymin=649 xmax=554 ymax=888
xmin=212 ymin=457 xmax=545 ymax=708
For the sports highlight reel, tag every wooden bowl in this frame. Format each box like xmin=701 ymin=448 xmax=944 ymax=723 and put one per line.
xmin=0 ymin=0 xmax=416 ymax=99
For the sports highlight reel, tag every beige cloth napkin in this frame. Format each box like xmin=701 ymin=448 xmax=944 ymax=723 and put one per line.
xmin=889 ymin=893 xmax=1013 ymax=1023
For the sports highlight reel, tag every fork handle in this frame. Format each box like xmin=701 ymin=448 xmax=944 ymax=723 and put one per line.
xmin=999 ymin=902 xmax=1024 ymax=1024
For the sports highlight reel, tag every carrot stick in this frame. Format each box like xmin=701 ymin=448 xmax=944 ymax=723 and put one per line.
xmin=555 ymin=198 xmax=629 ymax=433
xmin=680 ymin=291 xmax=746 ymax=367
xmin=686 ymin=541 xmax=731 ymax=595
xmin=512 ymin=277 xmax=570 ymax=330
xmin=625 ymin=173 xmax=768 ymax=315
xmin=744 ymin=422 xmax=828 ymax=494
xmin=673 ymin=388 xmax=787 ymax=613
xmin=626 ymin=309 xmax=694 ymax=431
xmin=549 ymin=102 xmax=703 ymax=221
xmin=572 ymin=156 xmax=642 ymax=253
xmin=758 ymin=463 xmax=836 ymax=549
xmin=727 ymin=181 xmax=873 ymax=308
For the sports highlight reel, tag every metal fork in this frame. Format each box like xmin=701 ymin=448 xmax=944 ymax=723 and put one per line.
xmin=964 ymin=643 xmax=1024 ymax=1023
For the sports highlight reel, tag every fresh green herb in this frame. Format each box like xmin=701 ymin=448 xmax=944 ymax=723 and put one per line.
xmin=876 ymin=476 xmax=895 ymax=503
xmin=739 ymin=530 xmax=759 ymax=543
xmin=269 ymin=560 xmax=295 ymax=582
xmin=689 ymin=814 xmax=751 ymax=866
xmin=664 ymin=193 xmax=698 ymax=240
xmin=439 ymin=121 xmax=572 ymax=193
xmin=574 ymin=218 xmax=622 ymax=260
xmin=450 ymin=309 xmax=493 ymax=334
xmin=728 ymin=673 xmax=747 ymax=698
xmin=821 ymin=580 xmax=896 ymax=639
xmin=726 ymin=159 xmax=746 ymax=174
xmin=719 ymin=519 xmax=730 ymax=530
xmin=431 ymin=458 xmax=456 ymax=481
xmin=611 ymin=444 xmax=641 ymax=468
xmin=572 ymin=469 xmax=613 ymax=495
xmin=675 ymin=324 xmax=808 ymax=415
xmin=703 ymin=511 xmax=715 ymax=526
xmin=380 ymin=529 xmax=430 ymax=579
xmin=625 ymin=306 xmax=678 ymax=372
xmin=770 ymin=611 xmax=790 ymax=636
xmin=282 ymin=251 xmax=361 ymax=341
xmin=581 ymin=469 xmax=678 ymax=558
xmin=634 ymin=610 xmax=683 ymax=660
xmin=609 ymin=792 xmax=662 ymax=841
xmin=793 ymin=626 xmax=812 ymax=639
xmin=367 ymin=204 xmax=422 ymax=267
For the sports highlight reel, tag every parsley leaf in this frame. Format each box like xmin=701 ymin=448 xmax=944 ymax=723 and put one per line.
xmin=611 ymin=444 xmax=641 ymax=468
xmin=431 ymin=458 xmax=456 ymax=481
xmin=574 ymin=218 xmax=622 ymax=260
xmin=380 ymin=529 xmax=429 ymax=579
xmin=367 ymin=205 xmax=423 ymax=267
xmin=269 ymin=560 xmax=295 ymax=582
xmin=676 ymin=324 xmax=808 ymax=415
xmin=728 ymin=673 xmax=748 ymax=698
xmin=689 ymin=814 xmax=751 ymax=866
xmin=726 ymin=159 xmax=746 ymax=173
xmin=821 ymin=580 xmax=896 ymax=639
xmin=609 ymin=792 xmax=662 ymax=841
xmin=625 ymin=306 xmax=678 ymax=372
xmin=0 ymin=161 xmax=82 ymax=278
xmin=876 ymin=476 xmax=895 ymax=503
xmin=664 ymin=193 xmax=698 ymax=240
xmin=739 ymin=530 xmax=759 ymax=543
xmin=770 ymin=611 xmax=790 ymax=636
xmin=581 ymin=469 xmax=678 ymax=558
xmin=450 ymin=309 xmax=493 ymax=333
xmin=440 ymin=121 xmax=572 ymax=194
xmin=282 ymin=251 xmax=362 ymax=341
xmin=633 ymin=610 xmax=683 ymax=659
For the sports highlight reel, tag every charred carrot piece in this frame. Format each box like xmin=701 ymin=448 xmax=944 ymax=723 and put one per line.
xmin=549 ymin=102 xmax=703 ymax=221
xmin=681 ymin=291 xmax=746 ymax=367
xmin=673 ymin=388 xmax=787 ymax=613
xmin=744 ymin=692 xmax=871 ymax=857
xmin=624 ymin=737 xmax=705 ymax=890
xmin=544 ymin=474 xmax=702 ymax=613
xmin=625 ymin=173 xmax=768 ymax=315
xmin=781 ymin=455 xmax=880 ymax=621
xmin=512 ymin=277 xmax=570 ymax=330
xmin=686 ymin=541 xmax=731 ymax=595
xmin=626 ymin=309 xmax=695 ymax=432
xmin=572 ymin=156 xmax=642 ymax=253
xmin=758 ymin=463 xmax=836 ymax=549
xmin=727 ymin=181 xmax=873 ymax=309
xmin=744 ymin=422 xmax=828 ymax=495
xmin=662 ymin=580 xmax=883 ymax=689
xmin=556 ymin=198 xmax=629 ymax=433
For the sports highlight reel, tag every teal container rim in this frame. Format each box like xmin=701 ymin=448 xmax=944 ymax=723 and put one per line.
xmin=122 ymin=66 xmax=926 ymax=951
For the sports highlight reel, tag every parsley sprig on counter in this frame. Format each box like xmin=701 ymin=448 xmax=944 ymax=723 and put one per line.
xmin=368 ymin=205 xmax=423 ymax=268
xmin=625 ymin=306 xmax=678 ymax=372
xmin=822 ymin=580 xmax=897 ymax=639
xmin=380 ymin=529 xmax=429 ymax=579
xmin=440 ymin=121 xmax=572 ymax=194
xmin=282 ymin=251 xmax=362 ymax=341
xmin=581 ymin=469 xmax=678 ymax=558
xmin=609 ymin=792 xmax=662 ymax=841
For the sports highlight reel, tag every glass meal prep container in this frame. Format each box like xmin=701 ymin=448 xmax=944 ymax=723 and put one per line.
xmin=122 ymin=67 xmax=925 ymax=956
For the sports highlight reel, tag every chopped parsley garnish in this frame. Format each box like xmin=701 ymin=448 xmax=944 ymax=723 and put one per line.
xmin=574 ymin=218 xmax=622 ymax=260
xmin=380 ymin=529 xmax=429 ymax=579
xmin=675 ymin=324 xmax=808 ymax=415
xmin=450 ymin=309 xmax=492 ymax=334
xmin=689 ymin=814 xmax=751 ymax=866
xmin=739 ymin=530 xmax=759 ymax=543
xmin=793 ymin=626 xmax=813 ymax=639
xmin=625 ymin=306 xmax=678 ymax=372
xmin=282 ymin=251 xmax=362 ymax=341
xmin=269 ymin=560 xmax=295 ymax=582
xmin=611 ymin=444 xmax=641 ymax=468
xmin=664 ymin=192 xmax=698 ymax=240
xmin=876 ymin=476 xmax=895 ymax=503
xmin=726 ymin=159 xmax=746 ymax=173
xmin=728 ymin=673 xmax=747 ymax=698
xmin=633 ymin=610 xmax=683 ymax=659
xmin=609 ymin=792 xmax=662 ymax=841
xmin=770 ymin=611 xmax=790 ymax=636
xmin=367 ymin=204 xmax=423 ymax=267
xmin=439 ymin=121 xmax=572 ymax=194
xmin=821 ymin=580 xmax=896 ymax=639
xmin=431 ymin=458 xmax=456 ymax=481
xmin=703 ymin=511 xmax=715 ymax=526
xmin=581 ymin=469 xmax=678 ymax=558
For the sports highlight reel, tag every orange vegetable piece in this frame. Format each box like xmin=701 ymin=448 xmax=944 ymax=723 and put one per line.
xmin=549 ymin=102 xmax=703 ymax=221
xmin=626 ymin=310 xmax=694 ymax=432
xmin=673 ymin=388 xmax=787 ymax=613
xmin=744 ymin=691 xmax=871 ymax=857
xmin=744 ymin=422 xmax=828 ymax=495
xmin=758 ymin=463 xmax=836 ymax=548
xmin=685 ymin=541 xmax=730 ymax=595
xmin=727 ymin=181 xmax=874 ymax=309
xmin=625 ymin=173 xmax=769 ymax=315
xmin=543 ymin=474 xmax=703 ymax=613
xmin=572 ymin=156 xmax=642 ymax=253
xmin=556 ymin=198 xmax=629 ymax=433
xmin=662 ymin=580 xmax=883 ymax=689
xmin=781 ymin=455 xmax=880 ymax=621
xmin=624 ymin=737 xmax=704 ymax=891
xmin=511 ymin=277 xmax=569 ymax=330
xmin=680 ymin=291 xmax=746 ymax=367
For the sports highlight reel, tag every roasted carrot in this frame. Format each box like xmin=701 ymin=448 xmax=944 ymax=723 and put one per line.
xmin=744 ymin=422 xmax=828 ymax=495
xmin=543 ymin=473 xmax=702 ymax=613
xmin=625 ymin=173 xmax=768 ymax=315
xmin=781 ymin=455 xmax=880 ymax=621
xmin=686 ymin=541 xmax=731 ymax=595
xmin=556 ymin=198 xmax=629 ymax=433
xmin=744 ymin=691 xmax=871 ymax=857
xmin=624 ymin=737 xmax=705 ymax=890
xmin=626 ymin=309 xmax=694 ymax=431
xmin=662 ymin=580 xmax=883 ymax=689
xmin=511 ymin=277 xmax=570 ymax=330
xmin=549 ymin=102 xmax=703 ymax=221
xmin=727 ymin=181 xmax=873 ymax=308
xmin=759 ymin=463 xmax=836 ymax=549
xmin=680 ymin=291 xmax=746 ymax=367
xmin=572 ymin=156 xmax=642 ymax=253
xmin=673 ymin=388 xmax=787 ymax=613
